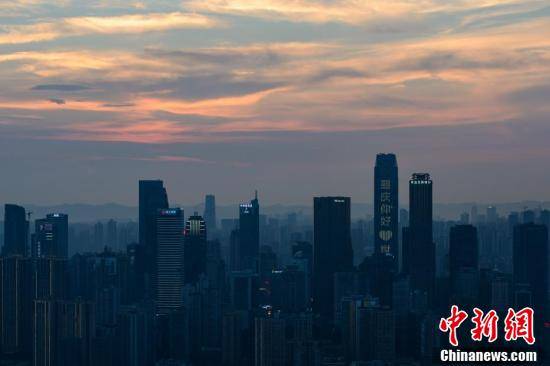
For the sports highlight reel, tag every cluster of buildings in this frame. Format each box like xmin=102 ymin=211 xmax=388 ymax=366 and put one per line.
xmin=0 ymin=153 xmax=549 ymax=366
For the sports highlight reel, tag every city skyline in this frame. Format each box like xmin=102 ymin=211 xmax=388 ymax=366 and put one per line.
xmin=1 ymin=1 xmax=550 ymax=204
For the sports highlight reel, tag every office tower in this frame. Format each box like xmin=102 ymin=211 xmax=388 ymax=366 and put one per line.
xmin=449 ymin=225 xmax=479 ymax=306
xmin=139 ymin=180 xmax=169 ymax=285
xmin=229 ymin=271 xmax=259 ymax=311
xmin=356 ymin=302 xmax=395 ymax=363
xmin=33 ymin=299 xmax=95 ymax=366
xmin=93 ymin=221 xmax=104 ymax=248
xmin=513 ymin=223 xmax=548 ymax=311
xmin=34 ymin=257 xmax=67 ymax=300
xmin=204 ymin=194 xmax=217 ymax=231
xmin=313 ymin=197 xmax=353 ymax=322
xmin=449 ymin=225 xmax=479 ymax=274
xmin=486 ymin=206 xmax=498 ymax=223
xmin=3 ymin=204 xmax=28 ymax=256
xmin=239 ymin=192 xmax=260 ymax=272
xmin=374 ymin=153 xmax=399 ymax=260
xmin=106 ymin=219 xmax=117 ymax=247
xmin=116 ymin=305 xmax=153 ymax=366
xmin=33 ymin=213 xmax=69 ymax=258
xmin=155 ymin=208 xmax=185 ymax=315
xmin=522 ymin=210 xmax=536 ymax=224
xmin=184 ymin=213 xmax=207 ymax=284
xmin=0 ymin=256 xmax=33 ymax=356
xmin=255 ymin=315 xmax=286 ymax=366
xmin=406 ymin=173 xmax=435 ymax=304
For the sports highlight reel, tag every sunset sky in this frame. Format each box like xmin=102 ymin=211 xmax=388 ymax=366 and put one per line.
xmin=1 ymin=0 xmax=549 ymax=205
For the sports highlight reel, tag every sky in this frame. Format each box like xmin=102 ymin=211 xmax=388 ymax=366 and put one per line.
xmin=0 ymin=0 xmax=549 ymax=206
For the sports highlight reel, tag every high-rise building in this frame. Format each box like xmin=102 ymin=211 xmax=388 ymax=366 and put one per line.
xmin=106 ymin=219 xmax=117 ymax=248
xmin=513 ymin=223 xmax=548 ymax=312
xmin=204 ymin=194 xmax=217 ymax=232
xmin=449 ymin=225 xmax=479 ymax=274
xmin=313 ymin=197 xmax=353 ymax=322
xmin=255 ymin=315 xmax=286 ymax=366
xmin=184 ymin=213 xmax=207 ymax=284
xmin=356 ymin=303 xmax=395 ymax=363
xmin=238 ymin=192 xmax=260 ymax=272
xmin=155 ymin=208 xmax=185 ymax=315
xmin=139 ymin=180 xmax=169 ymax=285
xmin=406 ymin=173 xmax=435 ymax=304
xmin=374 ymin=153 xmax=399 ymax=260
xmin=3 ymin=204 xmax=28 ymax=256
xmin=449 ymin=225 xmax=479 ymax=306
xmin=94 ymin=221 xmax=104 ymax=248
xmin=33 ymin=299 xmax=95 ymax=366
xmin=33 ymin=213 xmax=69 ymax=258
xmin=0 ymin=256 xmax=33 ymax=357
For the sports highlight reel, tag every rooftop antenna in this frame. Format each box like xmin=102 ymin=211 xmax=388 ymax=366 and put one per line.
xmin=255 ymin=190 xmax=258 ymax=200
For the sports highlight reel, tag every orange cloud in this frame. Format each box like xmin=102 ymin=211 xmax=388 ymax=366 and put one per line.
xmin=0 ymin=12 xmax=221 ymax=45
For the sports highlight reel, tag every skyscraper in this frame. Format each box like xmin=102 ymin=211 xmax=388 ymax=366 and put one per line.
xmin=155 ymin=208 xmax=185 ymax=315
xmin=3 ymin=204 xmax=28 ymax=256
xmin=449 ymin=225 xmax=478 ymax=274
xmin=449 ymin=225 xmax=479 ymax=306
xmin=513 ymin=223 xmax=548 ymax=312
xmin=33 ymin=213 xmax=69 ymax=258
xmin=184 ymin=213 xmax=207 ymax=284
xmin=406 ymin=173 xmax=435 ymax=304
xmin=239 ymin=192 xmax=260 ymax=272
xmin=313 ymin=197 xmax=353 ymax=322
xmin=204 ymin=194 xmax=217 ymax=231
xmin=139 ymin=180 xmax=169 ymax=296
xmin=374 ymin=153 xmax=399 ymax=259
xmin=0 ymin=256 xmax=33 ymax=356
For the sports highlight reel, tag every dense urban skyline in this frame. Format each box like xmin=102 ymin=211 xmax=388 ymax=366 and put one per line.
xmin=1 ymin=1 xmax=550 ymax=204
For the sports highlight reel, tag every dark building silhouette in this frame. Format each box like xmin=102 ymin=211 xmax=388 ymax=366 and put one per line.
xmin=406 ymin=173 xmax=435 ymax=304
xmin=449 ymin=225 xmax=479 ymax=306
xmin=238 ymin=192 xmax=260 ymax=272
xmin=138 ymin=180 xmax=169 ymax=296
xmin=3 ymin=204 xmax=28 ymax=256
xmin=374 ymin=153 xmax=399 ymax=261
xmin=155 ymin=208 xmax=185 ymax=315
xmin=33 ymin=213 xmax=68 ymax=258
xmin=449 ymin=224 xmax=479 ymax=273
xmin=513 ymin=223 xmax=548 ymax=312
xmin=184 ymin=213 xmax=207 ymax=284
xmin=313 ymin=197 xmax=353 ymax=322
xmin=0 ymin=256 xmax=33 ymax=356
xmin=204 ymin=194 xmax=217 ymax=231
xmin=33 ymin=299 xmax=95 ymax=366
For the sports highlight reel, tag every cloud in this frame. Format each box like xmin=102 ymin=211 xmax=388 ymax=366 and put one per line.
xmin=48 ymin=98 xmax=65 ymax=104
xmin=0 ymin=12 xmax=221 ymax=44
xmin=32 ymin=84 xmax=90 ymax=91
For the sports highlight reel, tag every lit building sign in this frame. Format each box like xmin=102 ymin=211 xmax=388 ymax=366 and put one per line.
xmin=379 ymin=179 xmax=393 ymax=253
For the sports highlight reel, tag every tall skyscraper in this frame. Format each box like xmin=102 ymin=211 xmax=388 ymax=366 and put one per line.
xmin=449 ymin=225 xmax=479 ymax=306
xmin=406 ymin=173 xmax=435 ymax=304
xmin=106 ymin=219 xmax=118 ymax=248
xmin=239 ymin=192 xmax=260 ymax=272
xmin=0 ymin=256 xmax=33 ymax=356
xmin=184 ymin=213 xmax=207 ymax=284
xmin=155 ymin=208 xmax=185 ymax=315
xmin=513 ymin=223 xmax=548 ymax=312
xmin=449 ymin=225 xmax=478 ymax=274
xmin=3 ymin=204 xmax=28 ymax=256
xmin=313 ymin=197 xmax=353 ymax=322
xmin=139 ymin=180 xmax=169 ymax=296
xmin=33 ymin=213 xmax=69 ymax=258
xmin=204 ymin=194 xmax=217 ymax=231
xmin=374 ymin=153 xmax=399 ymax=259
